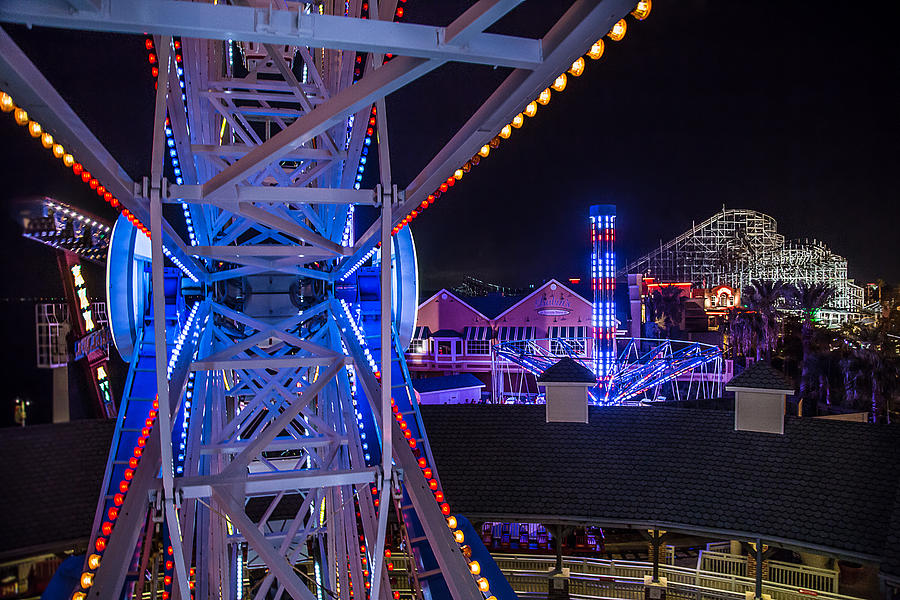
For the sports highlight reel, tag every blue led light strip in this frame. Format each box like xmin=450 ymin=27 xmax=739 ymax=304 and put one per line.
xmin=341 ymin=2 xmax=410 ymax=244
xmin=590 ymin=205 xmax=616 ymax=397
xmin=147 ymin=35 xmax=198 ymax=248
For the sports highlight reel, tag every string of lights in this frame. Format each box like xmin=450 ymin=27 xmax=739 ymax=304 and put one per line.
xmin=0 ymin=89 xmax=153 ymax=236
xmin=75 ymin=303 xmax=204 ymax=600
xmin=390 ymin=1 xmax=651 ymax=236
xmin=0 ymin=87 xmax=201 ymax=284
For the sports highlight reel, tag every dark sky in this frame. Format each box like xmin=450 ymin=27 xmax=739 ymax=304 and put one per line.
xmin=0 ymin=1 xmax=898 ymax=414
xmin=389 ymin=1 xmax=900 ymax=290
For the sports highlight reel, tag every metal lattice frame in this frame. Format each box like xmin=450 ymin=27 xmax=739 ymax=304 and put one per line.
xmin=35 ymin=302 xmax=109 ymax=368
xmin=623 ymin=208 xmax=863 ymax=322
xmin=0 ymin=1 xmax=642 ymax=599
xmin=491 ymin=337 xmax=723 ymax=405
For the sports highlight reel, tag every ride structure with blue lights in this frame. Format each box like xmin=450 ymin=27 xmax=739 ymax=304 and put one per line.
xmin=0 ymin=1 xmax=660 ymax=598
xmin=591 ymin=204 xmax=616 ymax=398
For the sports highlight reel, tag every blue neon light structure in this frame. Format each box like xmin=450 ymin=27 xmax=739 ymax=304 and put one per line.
xmin=590 ymin=204 xmax=616 ymax=395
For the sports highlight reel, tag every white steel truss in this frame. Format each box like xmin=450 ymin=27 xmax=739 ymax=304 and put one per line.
xmin=0 ymin=1 xmax=642 ymax=599
xmin=623 ymin=208 xmax=864 ymax=319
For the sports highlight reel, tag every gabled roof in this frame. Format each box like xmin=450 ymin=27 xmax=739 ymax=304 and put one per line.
xmin=418 ymin=288 xmax=491 ymax=321
xmin=421 ymin=404 xmax=900 ymax=571
xmin=726 ymin=362 xmax=794 ymax=393
xmin=537 ymin=357 xmax=596 ymax=383
xmin=464 ymin=294 xmax=523 ymax=319
xmin=0 ymin=419 xmax=116 ymax=559
xmin=413 ymin=374 xmax=486 ymax=394
xmin=493 ymin=278 xmax=592 ymax=322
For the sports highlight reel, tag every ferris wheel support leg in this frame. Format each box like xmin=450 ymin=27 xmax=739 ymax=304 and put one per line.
xmin=150 ymin=183 xmax=191 ymax=600
xmin=370 ymin=184 xmax=394 ymax=600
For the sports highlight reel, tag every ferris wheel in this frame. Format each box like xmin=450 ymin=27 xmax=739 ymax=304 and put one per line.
xmin=0 ymin=1 xmax=651 ymax=599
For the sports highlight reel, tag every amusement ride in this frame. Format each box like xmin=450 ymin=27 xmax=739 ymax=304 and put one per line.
xmin=0 ymin=1 xmax=720 ymax=599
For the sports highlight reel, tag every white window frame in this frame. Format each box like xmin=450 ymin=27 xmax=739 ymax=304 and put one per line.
xmin=465 ymin=339 xmax=491 ymax=355
xmin=408 ymin=339 xmax=429 ymax=354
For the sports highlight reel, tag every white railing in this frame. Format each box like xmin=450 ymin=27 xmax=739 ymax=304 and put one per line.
xmin=697 ymin=551 xmax=839 ymax=594
xmin=768 ymin=558 xmax=838 ymax=594
xmin=493 ymin=554 xmax=861 ymax=600
xmin=698 ymin=551 xmax=748 ymax=577
xmin=705 ymin=542 xmax=733 ymax=553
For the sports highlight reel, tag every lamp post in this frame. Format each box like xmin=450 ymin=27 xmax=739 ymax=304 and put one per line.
xmin=13 ymin=396 xmax=30 ymax=427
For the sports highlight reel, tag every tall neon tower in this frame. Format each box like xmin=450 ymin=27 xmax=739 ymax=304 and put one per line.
xmin=590 ymin=204 xmax=616 ymax=398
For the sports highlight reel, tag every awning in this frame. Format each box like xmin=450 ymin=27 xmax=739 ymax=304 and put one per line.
xmin=549 ymin=326 xmax=588 ymax=339
xmin=464 ymin=326 xmax=492 ymax=341
xmin=413 ymin=326 xmax=431 ymax=340
xmin=498 ymin=326 xmax=536 ymax=342
xmin=431 ymin=329 xmax=463 ymax=339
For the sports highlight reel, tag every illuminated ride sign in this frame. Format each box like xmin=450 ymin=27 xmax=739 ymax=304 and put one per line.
xmin=71 ymin=264 xmax=96 ymax=331
xmin=71 ymin=263 xmax=113 ymax=408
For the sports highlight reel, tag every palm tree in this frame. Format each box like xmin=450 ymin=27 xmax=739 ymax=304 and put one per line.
xmin=787 ymin=282 xmax=835 ymax=412
xmin=646 ymin=285 xmax=685 ymax=338
xmin=848 ymin=327 xmax=899 ymax=423
xmin=742 ymin=280 xmax=788 ymax=360
xmin=728 ymin=308 xmax=761 ymax=360
xmin=840 ymin=353 xmax=868 ymax=411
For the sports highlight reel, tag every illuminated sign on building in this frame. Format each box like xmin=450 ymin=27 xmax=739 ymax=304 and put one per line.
xmin=71 ymin=264 xmax=95 ymax=331
xmin=71 ymin=263 xmax=113 ymax=408
xmin=535 ymin=294 xmax=572 ymax=316
xmin=590 ymin=205 xmax=616 ymax=397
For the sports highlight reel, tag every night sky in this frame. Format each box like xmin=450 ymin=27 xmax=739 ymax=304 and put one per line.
xmin=0 ymin=1 xmax=897 ymax=416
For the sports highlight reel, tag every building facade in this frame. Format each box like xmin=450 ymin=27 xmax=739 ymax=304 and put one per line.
xmin=406 ymin=280 xmax=594 ymax=394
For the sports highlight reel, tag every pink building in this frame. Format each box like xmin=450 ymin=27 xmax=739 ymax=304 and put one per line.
xmin=406 ymin=279 xmax=594 ymax=395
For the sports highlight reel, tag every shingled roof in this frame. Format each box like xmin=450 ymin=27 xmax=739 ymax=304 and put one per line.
xmin=0 ymin=419 xmax=116 ymax=559
xmin=537 ymin=357 xmax=596 ymax=383
xmin=726 ymin=362 xmax=794 ymax=392
xmin=421 ymin=404 xmax=900 ymax=572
